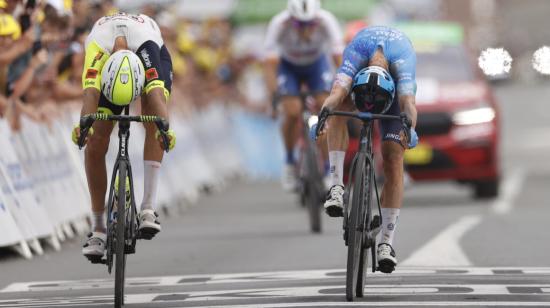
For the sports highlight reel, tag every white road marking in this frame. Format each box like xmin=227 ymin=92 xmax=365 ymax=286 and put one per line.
xmin=4 ymin=267 xmax=550 ymax=293
xmin=401 ymin=215 xmax=482 ymax=266
xmin=491 ymin=168 xmax=527 ymax=215
xmin=2 ymin=284 xmax=550 ymax=307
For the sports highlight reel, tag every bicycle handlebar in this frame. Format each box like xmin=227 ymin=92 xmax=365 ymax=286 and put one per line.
xmin=78 ymin=113 xmax=170 ymax=152
xmin=314 ymin=110 xmax=412 ymax=143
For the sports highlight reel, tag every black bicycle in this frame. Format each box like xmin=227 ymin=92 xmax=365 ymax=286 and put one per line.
xmin=315 ymin=110 xmax=411 ymax=301
xmin=78 ymin=108 xmax=170 ymax=308
xmin=273 ymin=93 xmax=325 ymax=233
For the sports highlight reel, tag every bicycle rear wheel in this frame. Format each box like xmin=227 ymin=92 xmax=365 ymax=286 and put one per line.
xmin=346 ymin=153 xmax=366 ymax=302
xmin=114 ymin=162 xmax=128 ymax=308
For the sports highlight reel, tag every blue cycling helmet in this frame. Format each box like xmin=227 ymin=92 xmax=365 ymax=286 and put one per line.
xmin=351 ymin=66 xmax=395 ymax=114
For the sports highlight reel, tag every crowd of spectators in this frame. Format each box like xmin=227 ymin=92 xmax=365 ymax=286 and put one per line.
xmin=0 ymin=0 xmax=255 ymax=132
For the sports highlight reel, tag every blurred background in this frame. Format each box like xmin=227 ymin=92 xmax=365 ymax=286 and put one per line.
xmin=0 ymin=0 xmax=549 ymax=305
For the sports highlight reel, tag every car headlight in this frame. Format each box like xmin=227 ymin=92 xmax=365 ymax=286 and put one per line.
xmin=452 ymin=107 xmax=495 ymax=125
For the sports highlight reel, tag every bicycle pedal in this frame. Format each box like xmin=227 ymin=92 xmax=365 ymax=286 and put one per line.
xmin=137 ymin=230 xmax=158 ymax=240
xmin=86 ymin=255 xmax=106 ymax=264
xmin=125 ymin=245 xmax=136 ymax=254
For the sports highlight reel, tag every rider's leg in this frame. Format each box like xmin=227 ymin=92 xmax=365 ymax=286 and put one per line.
xmin=141 ymin=88 xmax=167 ymax=211
xmin=324 ymin=98 xmax=354 ymax=216
xmin=326 ymin=97 xmax=354 ymax=188
xmin=138 ymin=43 xmax=172 ymax=215
xmin=377 ymin=139 xmax=404 ymax=273
xmin=280 ymin=95 xmax=302 ymax=191
xmin=380 ymin=141 xmax=404 ymax=244
xmin=377 ymin=98 xmax=406 ymax=271
xmin=85 ymin=119 xmax=115 ymax=233
xmin=280 ymin=95 xmax=302 ymax=164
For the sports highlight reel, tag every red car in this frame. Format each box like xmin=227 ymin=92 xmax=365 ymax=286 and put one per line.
xmin=403 ymin=24 xmax=500 ymax=199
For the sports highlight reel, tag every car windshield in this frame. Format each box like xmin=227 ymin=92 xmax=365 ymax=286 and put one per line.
xmin=416 ymin=45 xmax=474 ymax=81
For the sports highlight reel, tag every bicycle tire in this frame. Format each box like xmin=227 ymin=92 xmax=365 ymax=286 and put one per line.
xmin=304 ymin=140 xmax=322 ymax=233
xmin=114 ymin=162 xmax=128 ymax=308
xmin=106 ymin=165 xmax=118 ymax=275
xmin=356 ymin=158 xmax=373 ymax=297
xmin=346 ymin=153 xmax=366 ymax=301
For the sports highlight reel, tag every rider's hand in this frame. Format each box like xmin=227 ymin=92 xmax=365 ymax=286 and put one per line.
xmin=156 ymin=129 xmax=176 ymax=151
xmin=72 ymin=124 xmax=94 ymax=146
xmin=315 ymin=107 xmax=330 ymax=138
xmin=408 ymin=128 xmax=418 ymax=148
xmin=399 ymin=112 xmax=418 ymax=149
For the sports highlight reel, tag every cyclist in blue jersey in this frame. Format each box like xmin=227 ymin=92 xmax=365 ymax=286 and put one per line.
xmin=317 ymin=26 xmax=419 ymax=273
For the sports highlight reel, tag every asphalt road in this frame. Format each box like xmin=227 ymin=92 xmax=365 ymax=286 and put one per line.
xmin=0 ymin=82 xmax=549 ymax=307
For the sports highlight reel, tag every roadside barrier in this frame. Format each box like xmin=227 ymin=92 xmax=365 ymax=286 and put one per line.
xmin=0 ymin=104 xmax=284 ymax=260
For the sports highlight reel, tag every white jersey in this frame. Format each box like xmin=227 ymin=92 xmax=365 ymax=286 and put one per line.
xmin=263 ymin=10 xmax=344 ymax=66
xmin=85 ymin=12 xmax=164 ymax=53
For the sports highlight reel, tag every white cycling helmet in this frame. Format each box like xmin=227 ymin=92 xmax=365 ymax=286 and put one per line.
xmin=287 ymin=0 xmax=320 ymax=22
xmin=101 ymin=50 xmax=145 ymax=106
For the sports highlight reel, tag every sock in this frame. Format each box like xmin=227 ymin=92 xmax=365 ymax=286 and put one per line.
xmin=286 ymin=150 xmax=295 ymax=164
xmin=380 ymin=207 xmax=400 ymax=246
xmin=328 ymin=151 xmax=345 ymax=187
xmin=92 ymin=211 xmax=105 ymax=232
xmin=141 ymin=160 xmax=161 ymax=211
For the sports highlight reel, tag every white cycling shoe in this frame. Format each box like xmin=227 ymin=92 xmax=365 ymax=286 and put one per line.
xmin=281 ymin=164 xmax=299 ymax=192
xmin=82 ymin=231 xmax=106 ymax=262
xmin=138 ymin=209 xmax=161 ymax=240
xmin=324 ymin=185 xmax=344 ymax=217
xmin=377 ymin=243 xmax=397 ymax=273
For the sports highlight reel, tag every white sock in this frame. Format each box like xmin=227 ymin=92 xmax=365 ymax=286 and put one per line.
xmin=141 ymin=160 xmax=161 ymax=211
xmin=92 ymin=211 xmax=105 ymax=232
xmin=380 ymin=208 xmax=400 ymax=246
xmin=328 ymin=151 xmax=345 ymax=187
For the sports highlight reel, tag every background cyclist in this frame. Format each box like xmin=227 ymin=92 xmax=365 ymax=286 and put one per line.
xmin=318 ymin=26 xmax=419 ymax=273
xmin=73 ymin=12 xmax=175 ymax=262
xmin=263 ymin=0 xmax=343 ymax=191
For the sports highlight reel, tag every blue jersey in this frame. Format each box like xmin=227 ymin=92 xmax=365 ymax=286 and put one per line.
xmin=336 ymin=26 xmax=417 ymax=96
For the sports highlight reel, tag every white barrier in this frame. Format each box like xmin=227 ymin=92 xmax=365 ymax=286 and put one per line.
xmin=0 ymin=103 xmax=281 ymax=260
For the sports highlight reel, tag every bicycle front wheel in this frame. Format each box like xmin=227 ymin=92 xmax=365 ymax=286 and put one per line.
xmin=114 ymin=162 xmax=128 ymax=308
xmin=346 ymin=153 xmax=366 ymax=302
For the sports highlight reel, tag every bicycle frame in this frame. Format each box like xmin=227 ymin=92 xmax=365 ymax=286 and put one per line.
xmin=107 ymin=115 xmax=138 ymax=257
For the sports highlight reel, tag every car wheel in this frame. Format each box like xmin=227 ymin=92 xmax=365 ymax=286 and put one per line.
xmin=473 ymin=179 xmax=499 ymax=199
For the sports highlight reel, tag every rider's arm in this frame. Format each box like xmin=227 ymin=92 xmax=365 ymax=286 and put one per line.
xmin=398 ymin=95 xmax=417 ymax=128
xmin=262 ymin=57 xmax=279 ymax=95
xmin=322 ymin=77 xmax=350 ymax=111
xmin=80 ymin=88 xmax=100 ymax=117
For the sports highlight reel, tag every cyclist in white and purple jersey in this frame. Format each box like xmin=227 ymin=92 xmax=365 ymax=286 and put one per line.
xmin=318 ymin=26 xmax=419 ymax=273
xmin=263 ymin=0 xmax=343 ymax=191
